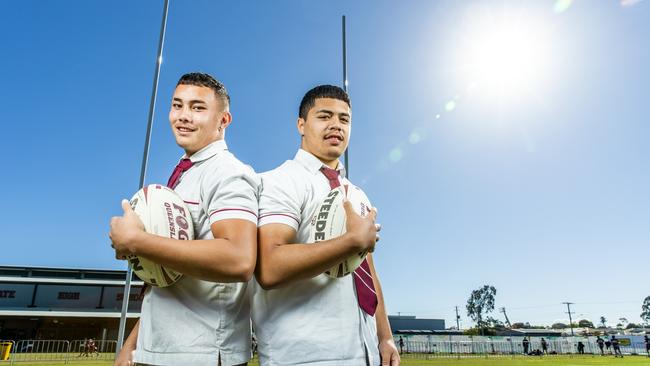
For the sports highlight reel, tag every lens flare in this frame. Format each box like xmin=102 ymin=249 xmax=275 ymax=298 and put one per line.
xmin=621 ymin=0 xmax=645 ymax=6
xmin=409 ymin=132 xmax=421 ymax=144
xmin=554 ymin=0 xmax=573 ymax=13
xmin=389 ymin=148 xmax=403 ymax=162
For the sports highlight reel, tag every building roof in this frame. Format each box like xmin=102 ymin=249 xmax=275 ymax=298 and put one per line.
xmin=388 ymin=315 xmax=446 ymax=334
xmin=497 ymin=329 xmax=563 ymax=336
xmin=0 ymin=265 xmax=140 ymax=282
xmin=394 ymin=329 xmax=464 ymax=336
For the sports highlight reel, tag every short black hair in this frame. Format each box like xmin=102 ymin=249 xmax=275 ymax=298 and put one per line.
xmin=299 ymin=85 xmax=350 ymax=120
xmin=177 ymin=72 xmax=230 ymax=108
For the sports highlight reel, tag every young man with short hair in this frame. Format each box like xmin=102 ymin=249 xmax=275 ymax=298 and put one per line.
xmin=253 ymin=85 xmax=399 ymax=365
xmin=110 ymin=72 xmax=259 ymax=366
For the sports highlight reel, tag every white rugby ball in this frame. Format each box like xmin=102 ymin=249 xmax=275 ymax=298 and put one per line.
xmin=308 ymin=185 xmax=373 ymax=278
xmin=127 ymin=184 xmax=194 ymax=287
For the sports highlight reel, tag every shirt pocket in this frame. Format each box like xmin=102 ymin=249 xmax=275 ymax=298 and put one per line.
xmin=181 ymin=196 xmax=205 ymax=238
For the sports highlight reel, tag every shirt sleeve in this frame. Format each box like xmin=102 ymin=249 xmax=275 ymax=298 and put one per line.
xmin=258 ymin=167 xmax=302 ymax=231
xmin=201 ymin=160 xmax=260 ymax=225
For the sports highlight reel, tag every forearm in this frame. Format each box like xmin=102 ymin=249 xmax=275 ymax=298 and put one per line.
xmin=114 ymin=321 xmax=138 ymax=366
xmin=257 ymin=232 xmax=362 ymax=289
xmin=131 ymin=228 xmax=255 ymax=282
xmin=123 ymin=320 xmax=139 ymax=350
xmin=367 ymin=254 xmax=393 ymax=342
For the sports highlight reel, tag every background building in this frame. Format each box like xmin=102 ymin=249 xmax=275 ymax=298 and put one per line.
xmin=388 ymin=315 xmax=446 ymax=334
xmin=1 ymin=265 xmax=448 ymax=342
xmin=0 ymin=265 xmax=141 ymax=341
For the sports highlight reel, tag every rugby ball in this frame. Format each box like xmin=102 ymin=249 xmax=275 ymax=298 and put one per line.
xmin=127 ymin=184 xmax=194 ymax=287
xmin=308 ymin=185 xmax=373 ymax=278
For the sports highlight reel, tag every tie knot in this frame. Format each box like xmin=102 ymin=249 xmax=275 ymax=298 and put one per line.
xmin=177 ymin=158 xmax=193 ymax=171
xmin=320 ymin=166 xmax=339 ymax=181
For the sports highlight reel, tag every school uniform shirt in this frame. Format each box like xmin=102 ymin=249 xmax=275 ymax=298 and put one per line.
xmin=135 ymin=139 xmax=259 ymax=366
xmin=252 ymin=149 xmax=379 ymax=366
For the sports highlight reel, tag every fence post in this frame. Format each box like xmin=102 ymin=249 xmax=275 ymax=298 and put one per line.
xmin=10 ymin=340 xmax=21 ymax=366
xmin=9 ymin=340 xmax=15 ymax=366
xmin=508 ymin=338 xmax=514 ymax=358
xmin=64 ymin=340 xmax=70 ymax=365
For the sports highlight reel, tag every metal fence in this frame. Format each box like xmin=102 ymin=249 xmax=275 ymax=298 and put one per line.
xmin=398 ymin=340 xmax=650 ymax=359
xmin=6 ymin=339 xmax=117 ymax=364
xmin=3 ymin=338 xmax=648 ymax=363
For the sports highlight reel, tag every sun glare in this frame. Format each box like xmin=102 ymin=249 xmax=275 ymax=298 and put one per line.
xmin=451 ymin=6 xmax=554 ymax=100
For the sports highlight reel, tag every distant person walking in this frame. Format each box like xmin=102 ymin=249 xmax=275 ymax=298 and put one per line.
xmin=644 ymin=335 xmax=649 ymax=357
xmin=605 ymin=338 xmax=612 ymax=354
xmin=540 ymin=338 xmax=548 ymax=355
xmin=522 ymin=337 xmax=530 ymax=355
xmin=611 ymin=336 xmax=623 ymax=358
xmin=596 ymin=336 xmax=605 ymax=355
xmin=399 ymin=336 xmax=405 ymax=354
xmin=577 ymin=341 xmax=585 ymax=354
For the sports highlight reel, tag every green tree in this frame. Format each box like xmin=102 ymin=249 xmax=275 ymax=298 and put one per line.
xmin=641 ymin=296 xmax=650 ymax=324
xmin=551 ymin=322 xmax=568 ymax=329
xmin=599 ymin=316 xmax=607 ymax=328
xmin=486 ymin=316 xmax=506 ymax=330
xmin=578 ymin=319 xmax=594 ymax=328
xmin=466 ymin=285 xmax=497 ymax=336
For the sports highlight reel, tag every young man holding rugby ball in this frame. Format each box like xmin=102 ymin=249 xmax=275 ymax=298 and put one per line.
xmin=254 ymin=85 xmax=399 ymax=366
xmin=110 ymin=73 xmax=259 ymax=366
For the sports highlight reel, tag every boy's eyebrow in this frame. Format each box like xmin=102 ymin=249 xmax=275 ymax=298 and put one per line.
xmin=315 ymin=109 xmax=350 ymax=118
xmin=172 ymin=97 xmax=207 ymax=104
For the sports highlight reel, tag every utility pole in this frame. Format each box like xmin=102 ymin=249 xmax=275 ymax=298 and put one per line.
xmin=455 ymin=306 xmax=461 ymax=330
xmin=116 ymin=0 xmax=170 ymax=357
xmin=500 ymin=307 xmax=512 ymax=328
xmin=341 ymin=15 xmax=349 ymax=176
xmin=563 ymin=302 xmax=575 ymax=336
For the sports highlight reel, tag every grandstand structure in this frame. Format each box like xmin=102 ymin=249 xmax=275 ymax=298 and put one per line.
xmin=0 ymin=266 xmax=446 ymax=342
xmin=0 ymin=265 xmax=142 ymax=341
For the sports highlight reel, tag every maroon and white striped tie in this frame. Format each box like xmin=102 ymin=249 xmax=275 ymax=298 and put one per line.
xmin=320 ymin=166 xmax=378 ymax=316
xmin=167 ymin=158 xmax=193 ymax=189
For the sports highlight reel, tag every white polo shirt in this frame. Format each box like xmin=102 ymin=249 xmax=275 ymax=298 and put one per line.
xmin=135 ymin=139 xmax=259 ymax=366
xmin=252 ymin=149 xmax=379 ymax=366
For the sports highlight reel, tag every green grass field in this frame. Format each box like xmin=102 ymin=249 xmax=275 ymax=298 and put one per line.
xmin=401 ymin=356 xmax=650 ymax=365
xmin=3 ymin=355 xmax=650 ymax=366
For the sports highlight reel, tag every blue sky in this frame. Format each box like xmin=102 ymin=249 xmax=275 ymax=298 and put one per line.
xmin=2 ymin=0 xmax=648 ymax=329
